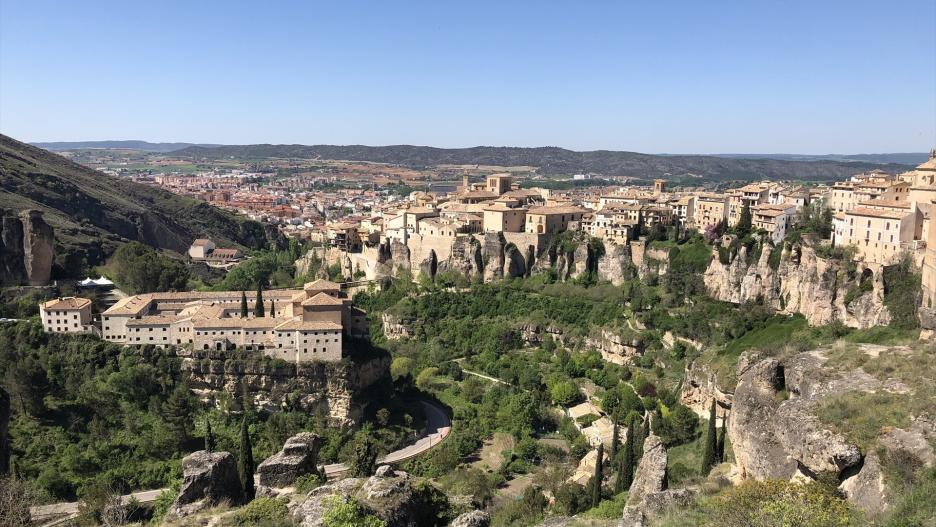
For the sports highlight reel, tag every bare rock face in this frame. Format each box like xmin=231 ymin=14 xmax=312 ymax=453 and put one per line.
xmin=729 ymin=351 xmax=865 ymax=482
xmin=704 ymin=240 xmax=891 ymax=329
xmin=258 ymin=432 xmax=322 ymax=488
xmin=679 ymin=361 xmax=732 ymax=420
xmin=503 ymin=244 xmax=526 ymax=278
xmin=585 ymin=329 xmax=643 ymax=366
xmin=481 ymin=233 xmax=506 ymax=282
xmin=382 ymin=313 xmax=415 ymax=340
xmin=627 ymin=435 xmax=667 ymax=507
xmin=619 ymin=506 xmax=645 ymax=527
xmin=452 ymin=510 xmax=491 ymax=527
xmin=291 ymin=469 xmax=447 ymax=527
xmin=570 ymin=242 xmax=592 ymax=280
xmin=418 ymin=249 xmax=438 ymax=280
xmin=439 ymin=237 xmax=483 ymax=279
xmin=182 ymin=348 xmax=390 ymax=426
xmin=169 ymin=451 xmax=245 ymax=518
xmin=596 ymin=243 xmax=635 ymax=286
xmin=839 ymin=450 xmax=889 ymax=518
xmin=0 ymin=209 xmax=54 ymax=286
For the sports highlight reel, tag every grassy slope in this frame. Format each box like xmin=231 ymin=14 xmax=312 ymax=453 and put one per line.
xmin=0 ymin=134 xmax=278 ymax=273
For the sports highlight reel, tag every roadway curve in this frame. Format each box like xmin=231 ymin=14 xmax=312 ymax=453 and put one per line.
xmin=30 ymin=399 xmax=451 ymax=524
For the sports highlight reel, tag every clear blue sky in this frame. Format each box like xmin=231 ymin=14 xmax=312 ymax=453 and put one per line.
xmin=1 ymin=0 xmax=934 ymax=153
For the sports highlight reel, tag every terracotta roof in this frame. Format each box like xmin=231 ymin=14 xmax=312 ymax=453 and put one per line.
xmin=41 ymin=297 xmax=91 ymax=310
xmin=127 ymin=315 xmax=181 ymax=326
xmin=527 ymin=205 xmax=588 ymax=215
xmin=846 ymin=207 xmax=910 ymax=220
xmin=273 ymin=320 xmax=343 ymax=331
xmin=301 ymin=292 xmax=345 ymax=307
xmin=303 ymin=279 xmax=341 ymax=291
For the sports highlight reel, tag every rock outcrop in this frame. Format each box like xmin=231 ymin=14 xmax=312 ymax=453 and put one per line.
xmin=181 ymin=347 xmax=390 ymax=425
xmin=627 ymin=435 xmax=668 ymax=508
xmin=291 ymin=468 xmax=448 ymax=527
xmin=451 ymin=510 xmax=491 ymax=527
xmin=704 ymin=239 xmax=891 ymax=328
xmin=0 ymin=209 xmax=53 ymax=286
xmin=679 ymin=361 xmax=733 ymax=420
xmin=258 ymin=432 xmax=322 ymax=488
xmin=169 ymin=451 xmax=245 ymax=518
xmin=585 ymin=329 xmax=643 ymax=365
xmin=596 ymin=243 xmax=636 ymax=285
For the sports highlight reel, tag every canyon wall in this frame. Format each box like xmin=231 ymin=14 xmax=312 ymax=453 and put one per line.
xmin=180 ymin=346 xmax=390 ymax=426
xmin=0 ymin=209 xmax=54 ymax=286
xmin=704 ymin=240 xmax=891 ymax=329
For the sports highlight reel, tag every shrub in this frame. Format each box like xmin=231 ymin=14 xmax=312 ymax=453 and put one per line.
xmin=294 ymin=473 xmax=324 ymax=494
xmin=710 ymin=479 xmax=862 ymax=527
xmin=223 ymin=497 xmax=292 ymax=527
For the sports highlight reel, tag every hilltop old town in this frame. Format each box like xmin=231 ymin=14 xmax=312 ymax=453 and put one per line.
xmin=38 ymin=150 xmax=936 ymax=346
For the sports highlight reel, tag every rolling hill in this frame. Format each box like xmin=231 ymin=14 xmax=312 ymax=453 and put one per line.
xmin=1 ymin=134 xmax=281 ymax=277
xmin=171 ymin=144 xmax=911 ymax=181
xmin=31 ymin=140 xmax=222 ymax=152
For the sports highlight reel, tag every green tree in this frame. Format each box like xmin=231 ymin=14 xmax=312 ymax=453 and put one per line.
xmin=550 ymin=381 xmax=579 ymax=406
xmin=163 ymin=383 xmax=195 ymax=448
xmin=616 ymin=418 xmax=635 ymax=493
xmin=591 ymin=443 xmax=604 ymax=507
xmin=609 ymin=418 xmax=619 ymax=466
xmin=205 ymin=417 xmax=215 ymax=452
xmin=240 ymin=291 xmax=248 ymax=318
xmin=269 ymin=299 xmax=275 ymax=316
xmin=254 ymin=287 xmax=265 ymax=317
xmin=737 ymin=201 xmax=752 ymax=237
xmin=348 ymin=434 xmax=377 ymax=477
xmin=717 ymin=414 xmax=727 ymax=464
xmin=238 ymin=417 xmax=255 ymax=501
xmin=701 ymin=400 xmax=717 ymax=475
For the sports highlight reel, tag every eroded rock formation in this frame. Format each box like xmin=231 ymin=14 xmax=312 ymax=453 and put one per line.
xmin=181 ymin=347 xmax=390 ymax=426
xmin=291 ymin=468 xmax=448 ymax=527
xmin=0 ymin=209 xmax=54 ymax=286
xmin=169 ymin=450 xmax=245 ymax=518
xmin=704 ymin=240 xmax=891 ymax=328
xmin=257 ymin=432 xmax=322 ymax=488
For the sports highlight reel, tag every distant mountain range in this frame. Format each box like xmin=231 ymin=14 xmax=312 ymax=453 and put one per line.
xmin=31 ymin=140 xmax=222 ymax=152
xmin=710 ymin=152 xmax=930 ymax=165
xmin=170 ymin=143 xmax=915 ymax=182
xmin=2 ymin=135 xmax=280 ymax=276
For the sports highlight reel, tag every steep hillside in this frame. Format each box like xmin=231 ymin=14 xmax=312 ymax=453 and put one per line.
xmin=0 ymin=134 xmax=282 ymax=277
xmin=172 ymin=143 xmax=909 ymax=181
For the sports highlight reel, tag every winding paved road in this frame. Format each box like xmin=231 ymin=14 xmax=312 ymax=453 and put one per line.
xmin=30 ymin=399 xmax=451 ymax=524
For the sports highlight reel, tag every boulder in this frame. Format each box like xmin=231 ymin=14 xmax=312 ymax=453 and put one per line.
xmin=839 ymin=451 xmax=889 ymax=518
xmin=168 ymin=451 xmax=245 ymax=518
xmin=257 ymin=432 xmax=322 ymax=488
xmin=452 ymin=510 xmax=491 ymax=527
xmin=627 ymin=435 xmax=667 ymax=507
xmin=619 ymin=506 xmax=645 ymax=527
xmin=291 ymin=469 xmax=448 ymax=527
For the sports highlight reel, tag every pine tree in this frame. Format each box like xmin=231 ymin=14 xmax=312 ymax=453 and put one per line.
xmin=591 ymin=443 xmax=604 ymax=507
xmin=163 ymin=383 xmax=194 ymax=447
xmin=238 ymin=417 xmax=255 ymax=501
xmin=616 ymin=419 xmax=635 ymax=493
xmin=254 ymin=286 xmax=265 ymax=317
xmin=717 ymin=413 xmax=728 ymax=464
xmin=701 ymin=400 xmax=717 ymax=475
xmin=205 ymin=417 xmax=215 ymax=452
xmin=240 ymin=291 xmax=248 ymax=318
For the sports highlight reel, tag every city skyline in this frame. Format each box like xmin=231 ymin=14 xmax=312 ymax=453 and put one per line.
xmin=1 ymin=0 xmax=935 ymax=153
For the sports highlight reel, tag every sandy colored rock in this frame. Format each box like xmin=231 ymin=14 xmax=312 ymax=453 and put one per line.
xmin=169 ymin=450 xmax=245 ymax=518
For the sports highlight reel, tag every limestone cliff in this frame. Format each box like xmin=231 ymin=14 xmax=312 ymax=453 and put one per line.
xmin=727 ymin=344 xmax=936 ymax=517
xmin=704 ymin=239 xmax=891 ymax=328
xmin=180 ymin=346 xmax=390 ymax=426
xmin=0 ymin=209 xmax=54 ymax=286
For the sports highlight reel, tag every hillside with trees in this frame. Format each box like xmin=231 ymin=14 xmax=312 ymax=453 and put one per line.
xmin=0 ymin=134 xmax=283 ymax=278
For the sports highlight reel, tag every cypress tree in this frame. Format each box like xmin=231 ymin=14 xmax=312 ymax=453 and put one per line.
xmin=238 ymin=417 xmax=255 ymax=501
xmin=254 ymin=286 xmax=265 ymax=317
xmin=591 ymin=443 xmax=604 ymax=507
xmin=701 ymin=400 xmax=717 ymax=475
xmin=616 ymin=419 xmax=635 ymax=493
xmin=639 ymin=416 xmax=650 ymax=459
xmin=609 ymin=417 xmax=619 ymax=466
xmin=205 ymin=417 xmax=215 ymax=452
xmin=717 ymin=413 xmax=728 ymax=464
xmin=737 ymin=200 xmax=752 ymax=236
xmin=240 ymin=291 xmax=248 ymax=318
xmin=269 ymin=299 xmax=275 ymax=317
